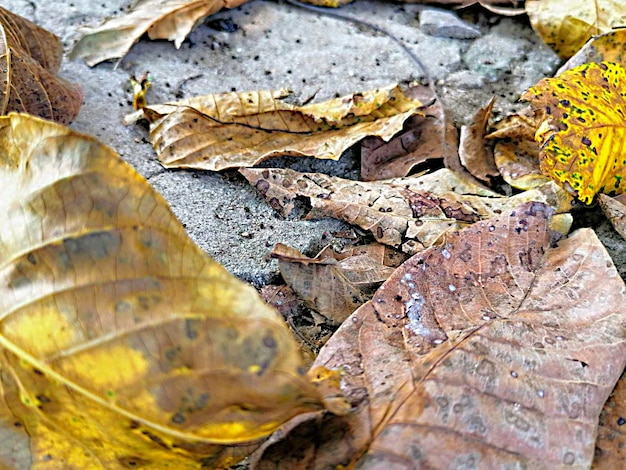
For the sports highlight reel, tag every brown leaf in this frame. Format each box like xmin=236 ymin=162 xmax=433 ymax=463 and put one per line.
xmin=360 ymin=86 xmax=458 ymax=181
xmin=593 ymin=368 xmax=626 ymax=468
xmin=272 ymin=243 xmax=407 ymax=325
xmin=458 ymin=97 xmax=499 ymax=183
xmin=70 ymin=0 xmax=248 ymax=66
xmin=136 ymin=85 xmax=423 ymax=171
xmin=486 ymin=109 xmax=553 ymax=190
xmin=240 ymin=167 xmax=572 ymax=253
xmin=599 ymin=193 xmax=626 ymax=242
xmin=0 ymin=113 xmax=343 ymax=468
xmin=255 ymin=202 xmax=626 ymax=468
xmin=0 ymin=8 xmax=82 ymax=123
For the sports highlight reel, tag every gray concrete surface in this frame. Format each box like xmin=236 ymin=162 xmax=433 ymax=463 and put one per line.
xmin=6 ymin=0 xmax=623 ymax=286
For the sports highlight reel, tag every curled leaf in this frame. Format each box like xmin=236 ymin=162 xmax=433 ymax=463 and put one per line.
xmin=458 ymin=97 xmax=499 ymax=183
xmin=0 ymin=113 xmax=340 ymax=468
xmin=241 ymin=167 xmax=572 ymax=253
xmin=135 ymin=84 xmax=423 ymax=171
xmin=255 ymin=202 xmax=626 ymax=468
xmin=523 ymin=61 xmax=626 ymax=204
xmin=71 ymin=0 xmax=248 ymax=66
xmin=0 ymin=8 xmax=82 ymax=123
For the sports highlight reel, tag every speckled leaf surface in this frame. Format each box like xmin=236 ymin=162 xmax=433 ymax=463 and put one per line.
xmin=523 ymin=62 xmax=626 ymax=204
xmin=526 ymin=0 xmax=626 ymax=59
xmin=557 ymin=29 xmax=626 ymax=74
xmin=0 ymin=114 xmax=340 ymax=469
xmin=0 ymin=8 xmax=82 ymax=123
xmin=70 ymin=0 xmax=248 ymax=66
xmin=254 ymin=202 xmax=626 ymax=468
xmin=140 ymin=85 xmax=423 ymax=171
xmin=593 ymin=367 xmax=626 ymax=468
xmin=241 ymin=167 xmax=572 ymax=253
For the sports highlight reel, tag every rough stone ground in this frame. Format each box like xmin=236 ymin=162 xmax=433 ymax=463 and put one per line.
xmin=4 ymin=0 xmax=626 ymax=284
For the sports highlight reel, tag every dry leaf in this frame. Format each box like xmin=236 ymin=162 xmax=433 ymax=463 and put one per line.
xmin=593 ymin=368 xmax=626 ymax=468
xmin=598 ymin=193 xmax=626 ymax=242
xmin=486 ymin=109 xmax=552 ymax=190
xmin=557 ymin=29 xmax=626 ymax=74
xmin=0 ymin=8 xmax=82 ymax=123
xmin=71 ymin=0 xmax=248 ymax=66
xmin=241 ymin=167 xmax=572 ymax=253
xmin=523 ymin=61 xmax=626 ymax=204
xmin=254 ymin=202 xmax=626 ymax=468
xmin=458 ymin=97 xmax=499 ymax=183
xmin=526 ymin=0 xmax=626 ymax=59
xmin=272 ymin=243 xmax=407 ymax=325
xmin=134 ymin=84 xmax=423 ymax=171
xmin=360 ymin=86 xmax=457 ymax=181
xmin=0 ymin=113 xmax=345 ymax=468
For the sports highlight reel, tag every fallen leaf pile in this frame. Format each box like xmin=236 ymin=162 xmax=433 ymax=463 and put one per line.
xmin=4 ymin=0 xmax=626 ymax=468
xmin=0 ymin=7 xmax=82 ymax=123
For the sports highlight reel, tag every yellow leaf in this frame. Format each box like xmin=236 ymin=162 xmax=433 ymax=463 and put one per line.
xmin=526 ymin=0 xmax=626 ymax=59
xmin=558 ymin=29 xmax=626 ymax=73
xmin=0 ymin=113 xmax=342 ymax=468
xmin=523 ymin=61 xmax=626 ymax=204
xmin=70 ymin=0 xmax=248 ymax=66
xmin=141 ymin=84 xmax=423 ymax=171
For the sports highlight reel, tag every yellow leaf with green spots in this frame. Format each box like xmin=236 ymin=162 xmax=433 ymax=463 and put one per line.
xmin=522 ymin=61 xmax=626 ymax=204
xmin=0 ymin=113 xmax=344 ymax=469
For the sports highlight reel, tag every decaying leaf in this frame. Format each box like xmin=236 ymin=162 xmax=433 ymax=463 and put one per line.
xmin=71 ymin=0 xmax=248 ymax=66
xmin=523 ymin=61 xmax=626 ymax=204
xmin=598 ymin=193 xmax=626 ymax=242
xmin=458 ymin=97 xmax=499 ymax=184
xmin=254 ymin=202 xmax=626 ymax=468
xmin=241 ymin=167 xmax=572 ymax=254
xmin=593 ymin=367 xmax=626 ymax=468
xmin=486 ymin=109 xmax=552 ymax=190
xmin=360 ymin=86 xmax=457 ymax=181
xmin=557 ymin=29 xmax=626 ymax=74
xmin=0 ymin=8 xmax=82 ymax=123
xmin=133 ymin=84 xmax=423 ymax=171
xmin=526 ymin=0 xmax=626 ymax=59
xmin=272 ymin=243 xmax=407 ymax=325
xmin=0 ymin=113 xmax=345 ymax=468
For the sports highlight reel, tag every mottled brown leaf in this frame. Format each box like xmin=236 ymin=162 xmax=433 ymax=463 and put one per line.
xmin=0 ymin=113 xmax=343 ymax=468
xmin=272 ymin=243 xmax=407 ymax=325
xmin=458 ymin=97 xmax=499 ymax=183
xmin=255 ymin=202 xmax=626 ymax=468
xmin=70 ymin=0 xmax=248 ymax=66
xmin=0 ymin=8 xmax=82 ymax=123
xmin=241 ymin=167 xmax=572 ymax=253
xmin=593 ymin=367 xmax=626 ymax=468
xmin=136 ymin=85 xmax=423 ymax=171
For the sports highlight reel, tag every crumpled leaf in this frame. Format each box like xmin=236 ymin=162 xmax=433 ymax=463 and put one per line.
xmin=0 ymin=113 xmax=345 ymax=468
xmin=134 ymin=84 xmax=423 ymax=171
xmin=557 ymin=29 xmax=626 ymax=74
xmin=593 ymin=368 xmax=626 ymax=468
xmin=360 ymin=86 xmax=457 ymax=181
xmin=523 ymin=61 xmax=626 ymax=204
xmin=70 ymin=0 xmax=248 ymax=66
xmin=486 ymin=108 xmax=552 ymax=190
xmin=526 ymin=0 xmax=626 ymax=59
xmin=241 ymin=167 xmax=573 ymax=254
xmin=254 ymin=202 xmax=626 ymax=468
xmin=272 ymin=243 xmax=407 ymax=325
xmin=458 ymin=97 xmax=499 ymax=183
xmin=0 ymin=8 xmax=82 ymax=123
